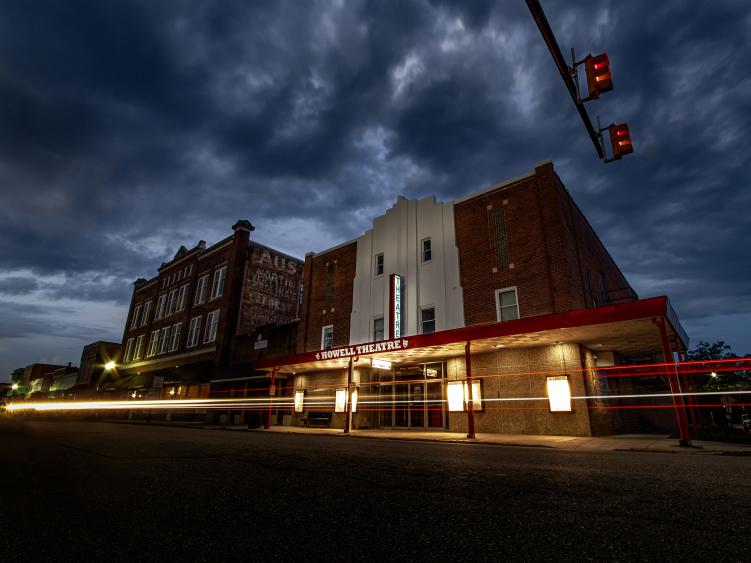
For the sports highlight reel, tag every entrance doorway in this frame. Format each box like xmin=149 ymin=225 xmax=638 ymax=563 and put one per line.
xmin=377 ymin=362 xmax=446 ymax=429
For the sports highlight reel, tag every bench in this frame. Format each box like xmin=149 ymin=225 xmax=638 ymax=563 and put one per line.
xmin=300 ymin=412 xmax=332 ymax=428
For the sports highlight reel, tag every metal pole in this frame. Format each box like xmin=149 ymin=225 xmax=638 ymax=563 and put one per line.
xmin=524 ymin=0 xmax=605 ymax=159
xmin=465 ymin=341 xmax=476 ymax=439
xmin=266 ymin=367 xmax=277 ymax=430
xmin=344 ymin=357 xmax=354 ymax=434
xmin=674 ymin=338 xmax=698 ymax=436
xmin=654 ymin=318 xmax=691 ymax=446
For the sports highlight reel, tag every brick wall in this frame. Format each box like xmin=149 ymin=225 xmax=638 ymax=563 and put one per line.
xmin=454 ymin=161 xmax=634 ymax=326
xmin=296 ymin=242 xmax=358 ymax=352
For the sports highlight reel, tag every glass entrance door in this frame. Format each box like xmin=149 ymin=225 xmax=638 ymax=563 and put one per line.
xmin=379 ymin=362 xmax=446 ymax=429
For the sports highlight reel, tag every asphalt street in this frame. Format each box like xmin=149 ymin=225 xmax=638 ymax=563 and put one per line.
xmin=1 ymin=419 xmax=749 ymax=561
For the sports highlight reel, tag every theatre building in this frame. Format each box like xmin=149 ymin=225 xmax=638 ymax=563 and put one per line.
xmin=255 ymin=161 xmax=690 ymax=437
xmin=113 ymin=220 xmax=303 ymax=400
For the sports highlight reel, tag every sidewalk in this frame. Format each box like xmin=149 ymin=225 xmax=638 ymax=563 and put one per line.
xmin=100 ymin=419 xmax=751 ymax=455
xmin=256 ymin=425 xmax=751 ymax=455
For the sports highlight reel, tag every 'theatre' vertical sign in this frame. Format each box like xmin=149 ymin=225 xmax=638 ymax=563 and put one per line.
xmin=389 ymin=273 xmax=402 ymax=340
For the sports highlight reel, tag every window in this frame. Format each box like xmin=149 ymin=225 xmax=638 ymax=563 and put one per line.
xmin=210 ymin=266 xmax=227 ymax=300
xmin=421 ymin=307 xmax=435 ymax=334
xmin=447 ymin=380 xmax=482 ymax=412
xmin=490 ymin=205 xmax=509 ymax=268
xmin=194 ymin=275 xmax=208 ymax=305
xmin=167 ymin=289 xmax=178 ymax=316
xmin=422 ymin=238 xmax=432 ymax=263
xmin=155 ymin=294 xmax=167 ymax=319
xmin=141 ymin=300 xmax=152 ymax=327
xmin=123 ymin=338 xmax=134 ymax=363
xmin=169 ymin=323 xmax=182 ymax=352
xmin=495 ymin=288 xmax=519 ymax=322
xmin=177 ymin=284 xmax=189 ymax=312
xmin=159 ymin=326 xmax=171 ymax=354
xmin=133 ymin=334 xmax=145 ymax=361
xmin=186 ymin=264 xmax=192 ymax=278
xmin=204 ymin=309 xmax=220 ymax=343
xmin=375 ymin=253 xmax=384 ymax=276
xmin=147 ymin=331 xmax=160 ymax=357
xmin=373 ymin=317 xmax=384 ymax=341
xmin=600 ymin=271 xmax=609 ymax=305
xmin=321 ymin=325 xmax=333 ymax=349
xmin=131 ymin=304 xmax=142 ymax=329
xmin=187 ymin=316 xmax=201 ymax=348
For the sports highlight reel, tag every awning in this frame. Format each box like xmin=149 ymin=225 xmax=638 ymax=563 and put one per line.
xmin=255 ymin=296 xmax=688 ymax=374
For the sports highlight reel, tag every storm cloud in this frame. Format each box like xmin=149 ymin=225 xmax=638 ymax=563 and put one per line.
xmin=1 ymin=0 xmax=749 ymax=376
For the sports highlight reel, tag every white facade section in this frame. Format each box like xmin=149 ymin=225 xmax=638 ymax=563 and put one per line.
xmin=350 ymin=195 xmax=464 ymax=344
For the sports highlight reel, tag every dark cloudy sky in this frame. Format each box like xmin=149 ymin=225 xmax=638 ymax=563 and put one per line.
xmin=1 ymin=1 xmax=749 ymax=379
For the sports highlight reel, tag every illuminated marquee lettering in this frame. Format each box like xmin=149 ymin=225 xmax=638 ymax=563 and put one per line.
xmin=314 ymin=338 xmax=410 ymax=360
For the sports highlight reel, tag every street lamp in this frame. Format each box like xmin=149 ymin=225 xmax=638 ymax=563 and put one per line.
xmin=11 ymin=383 xmax=19 ymax=391
xmin=104 ymin=361 xmax=116 ymax=371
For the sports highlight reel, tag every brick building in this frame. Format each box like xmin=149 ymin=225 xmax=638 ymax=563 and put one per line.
xmin=255 ymin=161 xmax=689 ymax=437
xmin=113 ymin=220 xmax=303 ymax=401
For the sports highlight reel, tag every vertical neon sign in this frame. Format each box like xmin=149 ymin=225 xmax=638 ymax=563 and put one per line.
xmin=389 ymin=273 xmax=401 ymax=340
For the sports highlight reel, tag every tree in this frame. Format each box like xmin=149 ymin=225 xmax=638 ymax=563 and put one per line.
xmin=685 ymin=341 xmax=750 ymax=392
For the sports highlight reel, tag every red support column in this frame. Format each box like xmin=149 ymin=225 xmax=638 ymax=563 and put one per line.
xmin=265 ymin=367 xmax=277 ymax=430
xmin=465 ymin=341 xmax=476 ymax=439
xmin=344 ymin=356 xmax=354 ymax=434
xmin=653 ymin=318 xmax=691 ymax=447
xmin=675 ymin=339 xmax=698 ymax=436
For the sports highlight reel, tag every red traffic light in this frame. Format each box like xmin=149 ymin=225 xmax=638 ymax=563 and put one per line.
xmin=608 ymin=123 xmax=633 ymax=159
xmin=585 ymin=53 xmax=613 ymax=99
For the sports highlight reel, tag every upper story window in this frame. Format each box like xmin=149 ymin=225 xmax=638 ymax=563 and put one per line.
xmin=210 ymin=266 xmax=227 ymax=300
xmin=375 ymin=253 xmax=384 ymax=276
xmin=146 ymin=331 xmax=160 ymax=358
xmin=155 ymin=293 xmax=167 ymax=320
xmin=373 ymin=317 xmax=384 ymax=341
xmin=123 ymin=338 xmax=135 ymax=363
xmin=422 ymin=238 xmax=432 ymax=263
xmin=490 ymin=205 xmax=509 ymax=268
xmin=141 ymin=300 xmax=152 ymax=327
xmin=194 ymin=274 xmax=208 ymax=305
xmin=321 ymin=325 xmax=334 ymax=349
xmin=600 ymin=271 xmax=609 ymax=305
xmin=177 ymin=284 xmax=189 ymax=312
xmin=204 ymin=309 xmax=220 ymax=343
xmin=130 ymin=304 xmax=142 ymax=329
xmin=169 ymin=322 xmax=182 ymax=352
xmin=133 ymin=334 xmax=145 ymax=361
xmin=495 ymin=287 xmax=519 ymax=322
xmin=421 ymin=307 xmax=435 ymax=334
xmin=159 ymin=326 xmax=171 ymax=354
xmin=167 ymin=289 xmax=178 ymax=316
xmin=187 ymin=316 xmax=202 ymax=348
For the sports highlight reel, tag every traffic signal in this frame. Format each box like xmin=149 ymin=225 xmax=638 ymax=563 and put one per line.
xmin=585 ymin=53 xmax=613 ymax=99
xmin=608 ymin=123 xmax=633 ymax=159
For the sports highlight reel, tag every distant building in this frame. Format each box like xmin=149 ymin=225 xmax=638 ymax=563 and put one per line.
xmin=113 ymin=220 xmax=303 ymax=401
xmin=27 ymin=363 xmax=77 ymax=399
xmin=256 ymin=161 xmax=688 ymax=437
xmin=71 ymin=341 xmax=121 ymax=397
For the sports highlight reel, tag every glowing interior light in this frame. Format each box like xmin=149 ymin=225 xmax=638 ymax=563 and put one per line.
xmin=104 ymin=361 xmax=116 ymax=370
xmin=335 ymin=388 xmax=347 ymax=413
xmin=351 ymin=388 xmax=358 ymax=413
xmin=547 ymin=376 xmax=572 ymax=412
xmin=371 ymin=359 xmax=391 ymax=370
xmin=294 ymin=390 xmax=305 ymax=413
xmin=447 ymin=382 xmax=464 ymax=412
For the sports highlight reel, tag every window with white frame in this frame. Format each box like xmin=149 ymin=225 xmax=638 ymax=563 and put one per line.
xmin=159 ymin=326 xmax=171 ymax=354
xmin=210 ymin=266 xmax=227 ymax=300
xmin=133 ymin=334 xmax=145 ymax=361
xmin=421 ymin=307 xmax=435 ymax=334
xmin=131 ymin=304 xmax=142 ymax=329
xmin=123 ymin=338 xmax=135 ymax=363
xmin=375 ymin=253 xmax=384 ymax=276
xmin=167 ymin=289 xmax=178 ymax=316
xmin=169 ymin=322 xmax=182 ymax=352
xmin=495 ymin=287 xmax=519 ymax=322
xmin=187 ymin=316 xmax=201 ymax=348
xmin=155 ymin=294 xmax=167 ymax=319
xmin=141 ymin=300 xmax=152 ymax=327
xmin=204 ymin=309 xmax=220 ymax=343
xmin=321 ymin=325 xmax=333 ymax=349
xmin=194 ymin=274 xmax=208 ymax=305
xmin=147 ymin=331 xmax=160 ymax=357
xmin=177 ymin=284 xmax=189 ymax=312
xmin=373 ymin=317 xmax=384 ymax=341
xmin=421 ymin=238 xmax=432 ymax=263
